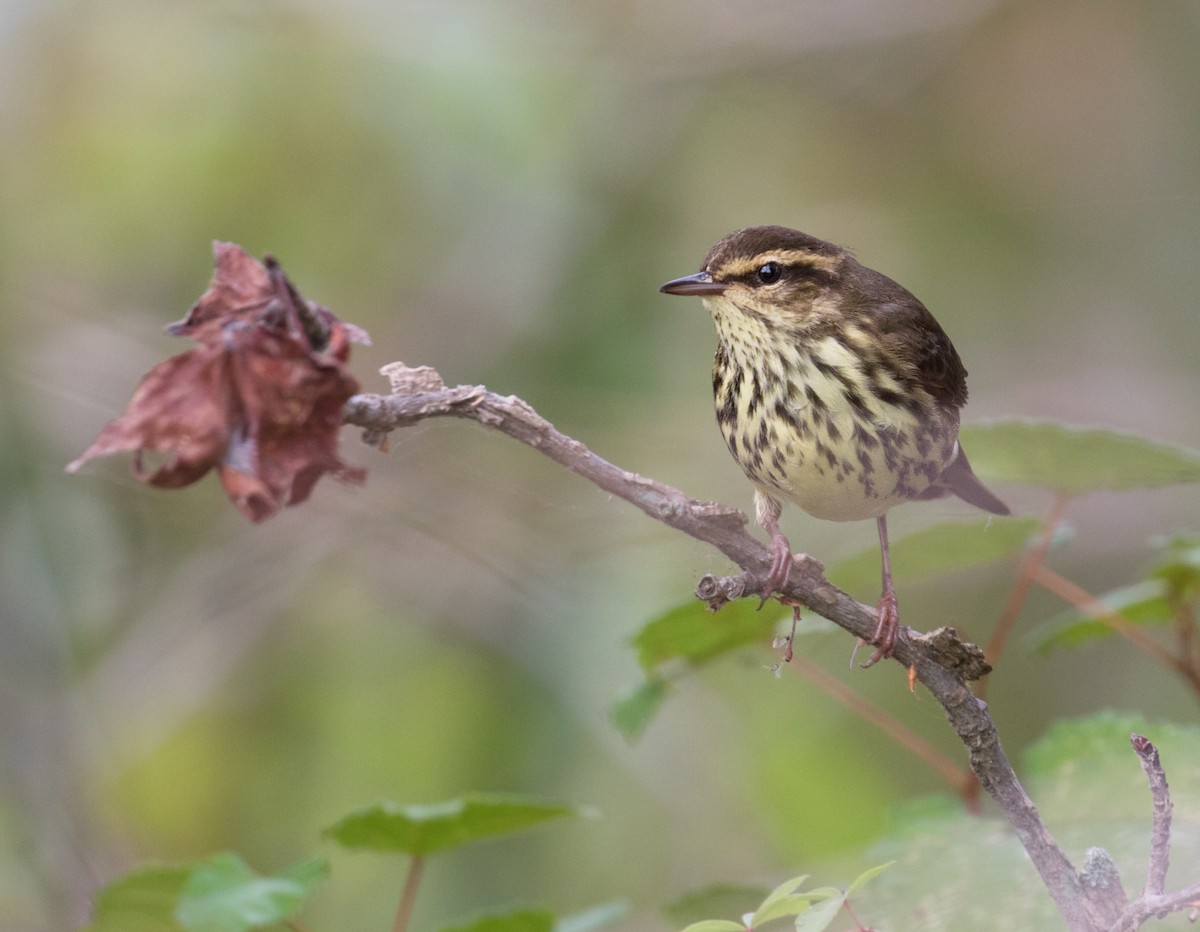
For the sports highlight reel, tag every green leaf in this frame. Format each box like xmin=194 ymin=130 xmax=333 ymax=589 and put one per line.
xmin=322 ymin=793 xmax=590 ymax=854
xmin=959 ymin=420 xmax=1200 ymax=495
xmin=1151 ymin=535 xmax=1200 ymax=601
xmin=661 ymin=884 xmax=769 ymax=928
xmin=85 ymin=865 xmax=191 ymax=931
xmin=554 ymin=901 xmax=629 ymax=932
xmin=611 ymin=678 xmax=668 ymax=742
xmin=437 ymin=903 xmax=630 ymax=932
xmin=750 ymin=895 xmax=824 ymax=926
xmin=830 ymin=519 xmax=1040 ymax=595
xmin=679 ymin=921 xmax=747 ymax=932
xmin=1030 ymin=533 xmax=1200 ymax=653
xmin=1022 ymin=715 xmax=1200 ymax=830
xmin=749 ymin=875 xmax=811 ymax=926
xmin=790 ymin=893 xmax=843 ymax=932
xmin=857 ymin=717 xmax=1200 ymax=927
xmin=1022 ymin=712 xmax=1158 ymax=782
xmin=845 ymin=861 xmax=894 ymax=896
xmin=632 ymin=599 xmax=787 ymax=673
xmin=440 ymin=907 xmax=556 ymax=932
xmin=793 ymin=888 xmax=841 ymax=901
xmin=1029 ymin=580 xmax=1174 ymax=653
xmin=175 ymin=853 xmax=328 ymax=932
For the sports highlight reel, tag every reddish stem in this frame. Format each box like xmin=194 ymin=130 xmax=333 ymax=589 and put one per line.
xmin=788 ymin=653 xmax=972 ymax=803
xmin=965 ymin=493 xmax=1069 ymax=807
xmin=1033 ymin=567 xmax=1200 ymax=701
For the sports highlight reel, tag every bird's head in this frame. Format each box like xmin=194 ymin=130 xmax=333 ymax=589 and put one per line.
xmin=660 ymin=225 xmax=848 ymax=328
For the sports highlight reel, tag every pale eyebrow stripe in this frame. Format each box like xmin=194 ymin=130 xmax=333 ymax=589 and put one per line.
xmin=720 ymin=250 xmax=840 ymax=278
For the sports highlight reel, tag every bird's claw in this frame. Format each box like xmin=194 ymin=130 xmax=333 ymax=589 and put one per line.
xmin=861 ymin=587 xmax=899 ymax=668
xmin=757 ymin=532 xmax=794 ymax=608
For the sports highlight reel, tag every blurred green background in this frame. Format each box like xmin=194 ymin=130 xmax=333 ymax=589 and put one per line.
xmin=3 ymin=0 xmax=1200 ymax=929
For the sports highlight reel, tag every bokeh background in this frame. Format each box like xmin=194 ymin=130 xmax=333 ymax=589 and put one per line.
xmin=2 ymin=0 xmax=1199 ymax=929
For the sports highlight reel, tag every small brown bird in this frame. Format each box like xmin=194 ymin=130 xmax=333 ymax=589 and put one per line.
xmin=661 ymin=225 xmax=1009 ymax=665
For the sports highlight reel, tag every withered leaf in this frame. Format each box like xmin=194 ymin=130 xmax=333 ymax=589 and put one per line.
xmin=68 ymin=242 xmax=368 ymax=521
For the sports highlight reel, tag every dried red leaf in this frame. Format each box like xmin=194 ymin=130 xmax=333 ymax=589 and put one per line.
xmin=165 ymin=241 xmax=275 ymax=337
xmin=67 ymin=243 xmax=368 ymax=521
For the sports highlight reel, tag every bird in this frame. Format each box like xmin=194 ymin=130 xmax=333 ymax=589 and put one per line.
xmin=660 ymin=225 xmax=1009 ymax=666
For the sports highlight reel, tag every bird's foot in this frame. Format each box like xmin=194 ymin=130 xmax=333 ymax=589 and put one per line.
xmin=861 ymin=587 xmax=899 ymax=668
xmin=757 ymin=531 xmax=794 ymax=608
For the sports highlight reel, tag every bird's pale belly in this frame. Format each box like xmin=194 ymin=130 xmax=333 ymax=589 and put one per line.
xmin=713 ymin=336 xmax=959 ymax=522
xmin=748 ymin=418 xmax=948 ymax=522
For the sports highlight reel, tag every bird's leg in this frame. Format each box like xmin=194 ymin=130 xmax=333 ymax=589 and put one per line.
xmin=862 ymin=513 xmax=900 ymax=667
xmin=754 ymin=491 xmax=793 ymax=604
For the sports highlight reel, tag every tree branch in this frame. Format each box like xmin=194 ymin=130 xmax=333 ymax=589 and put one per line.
xmin=1132 ymin=735 xmax=1173 ymax=899
xmin=344 ymin=367 xmax=752 ymax=559
xmin=1108 ymin=883 xmax=1200 ymax=932
xmin=340 ymin=365 xmax=1184 ymax=932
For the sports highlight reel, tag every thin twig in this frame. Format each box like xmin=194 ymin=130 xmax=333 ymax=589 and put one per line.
xmin=985 ymin=492 xmax=1070 ymax=667
xmin=787 ymin=652 xmax=970 ymax=797
xmin=393 ymin=855 xmax=424 ymax=932
xmin=963 ymin=494 xmax=1070 ymax=808
xmin=1108 ymin=881 xmax=1200 ymax=932
xmin=1108 ymin=737 xmax=1195 ymax=932
xmin=1033 ymin=566 xmax=1200 ymax=700
xmin=1174 ymin=600 xmax=1199 ymax=681
xmin=1131 ymin=735 xmax=1173 ymax=898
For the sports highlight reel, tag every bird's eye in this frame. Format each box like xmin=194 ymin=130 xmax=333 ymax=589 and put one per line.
xmin=756 ymin=261 xmax=782 ymax=285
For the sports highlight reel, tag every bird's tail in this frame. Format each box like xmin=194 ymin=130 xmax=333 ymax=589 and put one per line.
xmin=922 ymin=444 xmax=1011 ymax=515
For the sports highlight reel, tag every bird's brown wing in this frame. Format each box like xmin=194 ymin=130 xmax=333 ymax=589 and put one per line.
xmin=873 ymin=299 xmax=969 ymax=409
xmin=845 ymin=259 xmax=969 ymax=410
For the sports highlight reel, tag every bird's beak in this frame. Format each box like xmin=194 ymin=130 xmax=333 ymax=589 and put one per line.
xmin=659 ymin=271 xmax=728 ymax=297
